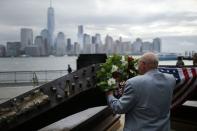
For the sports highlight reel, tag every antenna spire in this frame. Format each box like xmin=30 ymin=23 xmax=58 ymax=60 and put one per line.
xmin=50 ymin=0 xmax=52 ymax=7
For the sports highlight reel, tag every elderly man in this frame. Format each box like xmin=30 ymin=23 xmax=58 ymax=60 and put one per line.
xmin=106 ymin=52 xmax=176 ymax=131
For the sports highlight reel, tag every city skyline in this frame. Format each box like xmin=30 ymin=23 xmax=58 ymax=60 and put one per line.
xmin=0 ymin=0 xmax=197 ymax=53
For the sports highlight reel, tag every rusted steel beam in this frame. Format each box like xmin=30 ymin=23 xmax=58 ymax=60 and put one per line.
xmin=0 ymin=64 xmax=107 ymax=131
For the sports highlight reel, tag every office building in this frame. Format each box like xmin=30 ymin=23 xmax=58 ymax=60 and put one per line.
xmin=41 ymin=29 xmax=50 ymax=55
xmin=35 ymin=36 xmax=47 ymax=56
xmin=77 ymin=25 xmax=84 ymax=50
xmin=83 ymin=34 xmax=91 ymax=53
xmin=55 ymin=32 xmax=66 ymax=56
xmin=132 ymin=38 xmax=142 ymax=54
xmin=153 ymin=37 xmax=161 ymax=53
xmin=95 ymin=33 xmax=102 ymax=45
xmin=6 ymin=42 xmax=21 ymax=57
xmin=0 ymin=45 xmax=6 ymax=57
xmin=74 ymin=42 xmax=80 ymax=55
xmin=21 ymin=28 xmax=33 ymax=50
xmin=25 ymin=45 xmax=40 ymax=57
xmin=66 ymin=38 xmax=72 ymax=54
xmin=142 ymin=41 xmax=153 ymax=53
xmin=105 ymin=35 xmax=113 ymax=54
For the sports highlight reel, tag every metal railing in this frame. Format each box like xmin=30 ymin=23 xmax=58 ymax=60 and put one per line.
xmin=0 ymin=70 xmax=69 ymax=85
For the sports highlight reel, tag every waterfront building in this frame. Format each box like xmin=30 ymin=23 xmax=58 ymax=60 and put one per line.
xmin=74 ymin=42 xmax=80 ymax=55
xmin=90 ymin=44 xmax=96 ymax=54
xmin=6 ymin=42 xmax=21 ymax=57
xmin=55 ymin=32 xmax=66 ymax=56
xmin=122 ymin=41 xmax=132 ymax=55
xmin=20 ymin=28 xmax=33 ymax=50
xmin=77 ymin=25 xmax=84 ymax=50
xmin=0 ymin=45 xmax=6 ymax=57
xmin=67 ymin=38 xmax=72 ymax=54
xmin=47 ymin=0 xmax=55 ymax=48
xmin=142 ymin=41 xmax=153 ymax=53
xmin=35 ymin=36 xmax=47 ymax=56
xmin=95 ymin=33 xmax=102 ymax=45
xmin=25 ymin=45 xmax=40 ymax=57
xmin=83 ymin=33 xmax=91 ymax=53
xmin=92 ymin=36 xmax=96 ymax=44
xmin=41 ymin=29 xmax=50 ymax=55
xmin=95 ymin=43 xmax=104 ymax=54
xmin=114 ymin=40 xmax=121 ymax=54
xmin=105 ymin=35 xmax=113 ymax=54
xmin=153 ymin=37 xmax=161 ymax=52
xmin=132 ymin=38 xmax=142 ymax=54
xmin=83 ymin=34 xmax=91 ymax=45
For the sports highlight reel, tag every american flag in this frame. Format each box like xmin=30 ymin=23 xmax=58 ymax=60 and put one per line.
xmin=158 ymin=67 xmax=197 ymax=109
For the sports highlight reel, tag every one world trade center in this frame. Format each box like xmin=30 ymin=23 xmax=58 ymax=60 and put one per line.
xmin=47 ymin=0 xmax=55 ymax=50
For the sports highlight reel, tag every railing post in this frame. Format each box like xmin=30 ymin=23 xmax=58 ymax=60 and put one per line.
xmin=14 ymin=72 xmax=17 ymax=83
xmin=45 ymin=70 xmax=47 ymax=82
xmin=60 ymin=70 xmax=63 ymax=77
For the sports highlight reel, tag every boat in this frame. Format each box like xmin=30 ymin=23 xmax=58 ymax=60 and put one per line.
xmin=157 ymin=53 xmax=179 ymax=60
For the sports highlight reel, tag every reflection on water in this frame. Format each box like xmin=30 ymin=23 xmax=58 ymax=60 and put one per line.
xmin=0 ymin=56 xmax=77 ymax=72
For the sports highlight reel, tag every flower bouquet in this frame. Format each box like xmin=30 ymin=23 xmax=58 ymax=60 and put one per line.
xmin=96 ymin=54 xmax=138 ymax=96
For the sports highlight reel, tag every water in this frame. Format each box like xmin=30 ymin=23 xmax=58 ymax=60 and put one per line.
xmin=0 ymin=56 xmax=77 ymax=103
xmin=0 ymin=56 xmax=77 ymax=72
xmin=0 ymin=56 xmax=193 ymax=103
xmin=0 ymin=56 xmax=193 ymax=72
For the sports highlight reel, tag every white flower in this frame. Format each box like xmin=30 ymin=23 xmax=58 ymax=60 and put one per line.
xmin=111 ymin=65 xmax=118 ymax=73
xmin=122 ymin=60 xmax=128 ymax=66
xmin=120 ymin=56 xmax=128 ymax=66
xmin=107 ymin=78 xmax=116 ymax=86
xmin=130 ymin=69 xmax=134 ymax=73
xmin=101 ymin=68 xmax=105 ymax=72
xmin=121 ymin=56 xmax=125 ymax=62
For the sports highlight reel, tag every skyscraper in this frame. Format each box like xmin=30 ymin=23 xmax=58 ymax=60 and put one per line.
xmin=41 ymin=29 xmax=50 ymax=55
xmin=95 ymin=33 xmax=102 ymax=45
xmin=105 ymin=35 xmax=113 ymax=54
xmin=55 ymin=32 xmax=66 ymax=56
xmin=83 ymin=33 xmax=91 ymax=53
xmin=153 ymin=38 xmax=161 ymax=53
xmin=7 ymin=42 xmax=21 ymax=57
xmin=21 ymin=28 xmax=33 ymax=50
xmin=47 ymin=0 xmax=55 ymax=48
xmin=77 ymin=25 xmax=84 ymax=50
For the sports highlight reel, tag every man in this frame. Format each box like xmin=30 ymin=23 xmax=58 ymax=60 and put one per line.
xmin=176 ymin=56 xmax=184 ymax=67
xmin=67 ymin=64 xmax=72 ymax=73
xmin=106 ymin=52 xmax=176 ymax=131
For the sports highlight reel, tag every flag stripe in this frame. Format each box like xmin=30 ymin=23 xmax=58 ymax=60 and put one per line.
xmin=182 ymin=68 xmax=189 ymax=81
xmin=191 ymin=68 xmax=197 ymax=77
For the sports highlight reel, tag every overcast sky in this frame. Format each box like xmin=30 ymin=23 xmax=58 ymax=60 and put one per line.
xmin=0 ymin=0 xmax=197 ymax=53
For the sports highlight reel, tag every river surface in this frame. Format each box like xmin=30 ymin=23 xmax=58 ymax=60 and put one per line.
xmin=0 ymin=55 xmax=193 ymax=103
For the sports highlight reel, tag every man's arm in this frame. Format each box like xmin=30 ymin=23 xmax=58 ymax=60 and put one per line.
xmin=106 ymin=81 xmax=138 ymax=114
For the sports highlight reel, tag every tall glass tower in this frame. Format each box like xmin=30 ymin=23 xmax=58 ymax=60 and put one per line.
xmin=77 ymin=25 xmax=84 ymax=50
xmin=47 ymin=0 xmax=55 ymax=48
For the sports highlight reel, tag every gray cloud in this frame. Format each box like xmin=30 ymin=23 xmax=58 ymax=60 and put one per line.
xmin=0 ymin=0 xmax=197 ymax=53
